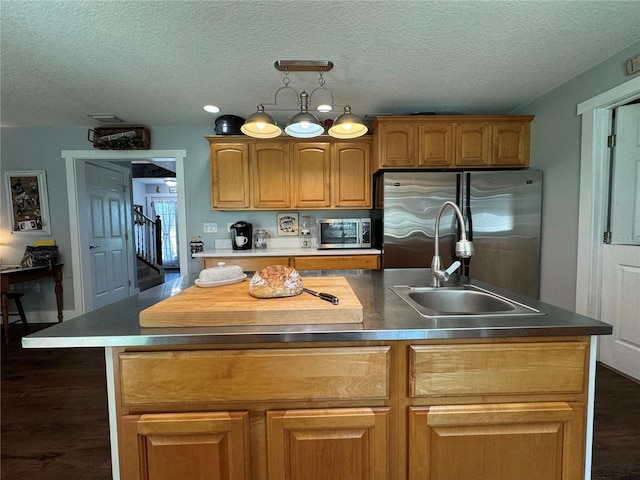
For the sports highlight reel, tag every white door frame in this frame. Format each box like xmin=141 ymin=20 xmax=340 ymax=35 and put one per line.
xmin=63 ymin=149 xmax=188 ymax=317
xmin=575 ymin=76 xmax=640 ymax=318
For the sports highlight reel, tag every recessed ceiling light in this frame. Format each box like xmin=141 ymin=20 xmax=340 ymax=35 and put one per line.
xmin=204 ymin=105 xmax=221 ymax=113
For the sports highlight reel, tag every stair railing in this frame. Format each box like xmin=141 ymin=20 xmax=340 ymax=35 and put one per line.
xmin=133 ymin=209 xmax=163 ymax=271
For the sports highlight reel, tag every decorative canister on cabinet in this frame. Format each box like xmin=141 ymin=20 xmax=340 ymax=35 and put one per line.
xmin=189 ymin=236 xmax=204 ymax=256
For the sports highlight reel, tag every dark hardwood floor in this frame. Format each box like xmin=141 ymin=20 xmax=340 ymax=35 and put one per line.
xmin=591 ymin=364 xmax=640 ymax=480
xmin=2 ymin=324 xmax=640 ymax=479
xmin=1 ymin=324 xmax=111 ymax=480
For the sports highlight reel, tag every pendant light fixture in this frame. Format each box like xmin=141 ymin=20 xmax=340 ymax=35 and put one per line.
xmin=328 ymin=106 xmax=368 ymax=138
xmin=240 ymin=105 xmax=282 ymax=138
xmin=242 ymin=61 xmax=367 ymax=139
xmin=284 ymin=91 xmax=324 ymax=138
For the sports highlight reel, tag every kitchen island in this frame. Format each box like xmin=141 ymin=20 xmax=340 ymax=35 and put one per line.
xmin=23 ymin=269 xmax=611 ymax=480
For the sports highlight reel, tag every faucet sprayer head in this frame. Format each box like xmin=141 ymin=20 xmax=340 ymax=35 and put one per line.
xmin=455 ymin=239 xmax=474 ymax=258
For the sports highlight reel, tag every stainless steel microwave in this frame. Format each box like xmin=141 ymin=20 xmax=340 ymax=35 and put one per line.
xmin=316 ymin=218 xmax=372 ymax=249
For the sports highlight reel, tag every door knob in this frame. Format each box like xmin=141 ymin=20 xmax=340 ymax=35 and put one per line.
xmin=89 ymin=245 xmax=101 ymax=250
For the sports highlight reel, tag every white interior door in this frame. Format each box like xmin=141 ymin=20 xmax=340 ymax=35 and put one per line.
xmin=599 ymin=103 xmax=640 ymax=380
xmin=600 ymin=246 xmax=640 ymax=378
xmin=79 ymin=162 xmax=131 ymax=311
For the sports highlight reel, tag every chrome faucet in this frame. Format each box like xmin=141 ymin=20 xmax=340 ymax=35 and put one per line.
xmin=431 ymin=201 xmax=474 ymax=287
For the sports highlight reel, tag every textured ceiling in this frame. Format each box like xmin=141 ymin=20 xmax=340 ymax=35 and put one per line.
xmin=1 ymin=0 xmax=639 ymax=128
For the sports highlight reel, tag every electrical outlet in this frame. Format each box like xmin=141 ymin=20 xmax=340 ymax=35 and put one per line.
xmin=227 ymin=223 xmax=233 ymax=232
xmin=203 ymin=223 xmax=217 ymax=233
xmin=32 ymin=282 xmax=40 ymax=293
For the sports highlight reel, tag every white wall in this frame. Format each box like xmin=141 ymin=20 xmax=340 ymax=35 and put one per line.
xmin=513 ymin=40 xmax=640 ymax=310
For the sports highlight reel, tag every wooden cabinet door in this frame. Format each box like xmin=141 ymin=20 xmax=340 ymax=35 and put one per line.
xmin=210 ymin=143 xmax=250 ymax=209
xmin=292 ymin=143 xmax=331 ymax=208
xmin=409 ymin=403 xmax=584 ymax=480
xmin=332 ymin=142 xmax=371 ymax=207
xmin=293 ymin=254 xmax=380 ymax=270
xmin=120 ymin=412 xmax=250 ymax=480
xmin=251 ymin=143 xmax=291 ymax=208
xmin=493 ymin=121 xmax=531 ymax=166
xmin=455 ymin=123 xmax=493 ymax=166
xmin=418 ymin=124 xmax=454 ymax=167
xmin=267 ymin=408 xmax=389 ymax=480
xmin=376 ymin=123 xmax=416 ymax=167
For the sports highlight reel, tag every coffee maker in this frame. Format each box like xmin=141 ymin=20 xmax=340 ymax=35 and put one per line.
xmin=230 ymin=221 xmax=253 ymax=250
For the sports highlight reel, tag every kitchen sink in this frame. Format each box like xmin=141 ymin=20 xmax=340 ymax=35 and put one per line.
xmin=390 ymin=284 xmax=544 ymax=318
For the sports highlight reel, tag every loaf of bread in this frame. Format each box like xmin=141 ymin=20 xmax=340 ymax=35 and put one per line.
xmin=249 ymin=265 xmax=303 ymax=299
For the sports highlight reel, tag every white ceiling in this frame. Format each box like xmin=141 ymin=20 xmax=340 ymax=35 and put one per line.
xmin=1 ymin=0 xmax=639 ymax=129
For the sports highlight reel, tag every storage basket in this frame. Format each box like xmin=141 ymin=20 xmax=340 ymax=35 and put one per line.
xmin=87 ymin=126 xmax=150 ymax=150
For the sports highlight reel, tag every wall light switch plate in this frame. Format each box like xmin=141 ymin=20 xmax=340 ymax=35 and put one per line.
xmin=203 ymin=223 xmax=217 ymax=233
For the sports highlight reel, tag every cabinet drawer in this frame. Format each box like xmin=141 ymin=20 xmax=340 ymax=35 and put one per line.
xmin=294 ymin=254 xmax=380 ymax=270
xmin=409 ymin=341 xmax=588 ymax=398
xmin=120 ymin=346 xmax=390 ymax=406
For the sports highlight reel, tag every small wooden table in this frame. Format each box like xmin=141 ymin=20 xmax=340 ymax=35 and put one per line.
xmin=1 ymin=264 xmax=63 ymax=341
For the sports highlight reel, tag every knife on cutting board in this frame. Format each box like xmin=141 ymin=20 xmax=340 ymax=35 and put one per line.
xmin=303 ymin=288 xmax=339 ymax=305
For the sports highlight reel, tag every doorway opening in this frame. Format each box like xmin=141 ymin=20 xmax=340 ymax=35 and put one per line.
xmin=63 ymin=149 xmax=187 ymax=318
xmin=576 ymin=77 xmax=640 ymax=381
xmin=130 ymin=160 xmax=180 ymax=289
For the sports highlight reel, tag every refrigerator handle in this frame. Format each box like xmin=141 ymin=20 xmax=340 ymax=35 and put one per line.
xmin=462 ymin=173 xmax=472 ymax=276
xmin=465 ymin=172 xmax=473 ymax=241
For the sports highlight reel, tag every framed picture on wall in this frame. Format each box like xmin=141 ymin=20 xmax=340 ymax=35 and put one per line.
xmin=4 ymin=170 xmax=51 ymax=235
xmin=276 ymin=212 xmax=298 ymax=236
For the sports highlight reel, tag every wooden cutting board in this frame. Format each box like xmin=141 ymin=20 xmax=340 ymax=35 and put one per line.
xmin=139 ymin=276 xmax=363 ymax=327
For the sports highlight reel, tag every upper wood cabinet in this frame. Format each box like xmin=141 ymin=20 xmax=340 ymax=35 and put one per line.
xmin=371 ymin=115 xmax=533 ymax=171
xmin=207 ymin=136 xmax=372 ymax=210
xmin=332 ymin=142 xmax=371 ymax=208
xmin=375 ymin=123 xmax=416 ymax=167
xmin=418 ymin=123 xmax=453 ymax=167
xmin=252 ymin=142 xmax=291 ymax=209
xmin=493 ymin=121 xmax=532 ymax=166
xmin=209 ymin=143 xmax=250 ymax=209
xmin=292 ymin=143 xmax=331 ymax=208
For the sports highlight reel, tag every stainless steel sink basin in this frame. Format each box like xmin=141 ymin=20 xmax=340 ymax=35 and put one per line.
xmin=390 ymin=284 xmax=543 ymax=318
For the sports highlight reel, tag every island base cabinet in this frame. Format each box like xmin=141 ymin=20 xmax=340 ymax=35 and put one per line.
xmin=267 ymin=408 xmax=389 ymax=480
xmin=409 ymin=402 xmax=585 ymax=480
xmin=119 ymin=412 xmax=250 ymax=480
xmin=113 ymin=337 xmax=591 ymax=480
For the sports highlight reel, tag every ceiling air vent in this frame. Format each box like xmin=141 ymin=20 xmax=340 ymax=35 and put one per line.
xmin=88 ymin=114 xmax=126 ymax=124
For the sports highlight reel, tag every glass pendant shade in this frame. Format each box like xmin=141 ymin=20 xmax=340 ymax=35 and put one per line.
xmin=241 ymin=105 xmax=282 ymax=138
xmin=328 ymin=106 xmax=368 ymax=139
xmin=285 ymin=111 xmax=324 ymax=138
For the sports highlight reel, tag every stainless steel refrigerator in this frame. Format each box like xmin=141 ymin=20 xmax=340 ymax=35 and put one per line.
xmin=373 ymin=170 xmax=542 ymax=298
